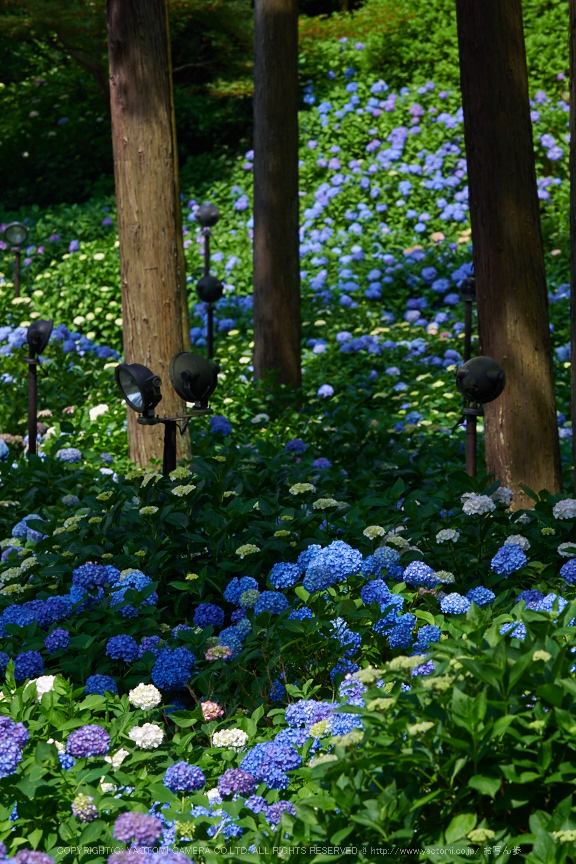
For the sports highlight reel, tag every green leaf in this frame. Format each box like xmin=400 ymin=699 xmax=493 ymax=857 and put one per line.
xmin=165 ymin=512 xmax=189 ymax=527
xmin=251 ymin=705 xmax=265 ymax=724
xmin=295 ymin=585 xmax=310 ymax=602
xmin=468 ymin=775 xmax=500 ymax=798
xmin=169 ymin=711 xmax=197 ymax=728
xmin=537 ymin=683 xmax=564 ymax=707
xmin=28 ymin=828 xmax=43 ymax=850
xmin=445 ymin=812 xmax=476 ymax=842
xmin=78 ymin=820 xmax=106 ymax=845
xmin=414 ymin=609 xmax=436 ymax=625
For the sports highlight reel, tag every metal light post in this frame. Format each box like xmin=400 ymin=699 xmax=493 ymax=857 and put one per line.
xmin=25 ymin=319 xmax=53 ymax=458
xmin=454 ymin=356 xmax=506 ymax=477
xmin=460 ymin=276 xmax=476 ymax=362
xmin=3 ymin=222 xmax=29 ymax=299
xmin=195 ymin=203 xmax=223 ymax=360
xmin=115 ymin=353 xmax=220 ymax=474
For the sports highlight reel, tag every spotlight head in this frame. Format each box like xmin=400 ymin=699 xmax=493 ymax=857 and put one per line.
xmin=196 ymin=275 xmax=224 ymax=304
xmin=195 ymin=202 xmax=220 ymax=229
xmin=115 ymin=363 xmax=162 ymax=417
xmin=455 ymin=356 xmax=506 ymax=404
xmin=26 ymin=319 xmax=53 ymax=355
xmin=4 ymin=222 xmax=29 ymax=248
xmin=460 ymin=276 xmax=476 ymax=301
xmin=169 ymin=352 xmax=219 ymax=407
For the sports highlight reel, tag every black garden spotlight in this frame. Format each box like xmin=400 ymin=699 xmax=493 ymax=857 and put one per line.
xmin=453 ymin=355 xmax=506 ymax=478
xmin=459 ymin=276 xmax=476 ymax=362
xmin=3 ymin=222 xmax=29 ymax=299
xmin=25 ymin=319 xmax=53 ymax=458
xmin=115 ymin=353 xmax=219 ymax=475
xmin=195 ymin=202 xmax=222 ymax=361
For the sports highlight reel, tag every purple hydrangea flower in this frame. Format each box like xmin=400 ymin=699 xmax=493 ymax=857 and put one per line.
xmin=14 ymin=853 xmax=55 ymax=864
xmin=267 ymin=800 xmax=296 ymax=825
xmin=56 ymin=447 xmax=82 ymax=463
xmin=312 ymin=457 xmax=331 ymax=469
xmin=285 ymin=438 xmax=307 ymax=454
xmin=113 ymin=812 xmax=163 ymax=845
xmin=218 ymin=768 xmax=256 ymax=797
xmin=66 ymin=725 xmax=110 ymax=758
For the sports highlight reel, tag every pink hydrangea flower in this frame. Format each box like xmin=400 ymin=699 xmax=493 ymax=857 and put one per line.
xmin=201 ymin=700 xmax=225 ymax=721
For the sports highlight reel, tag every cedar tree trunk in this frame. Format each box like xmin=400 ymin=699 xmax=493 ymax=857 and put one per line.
xmin=253 ymin=0 xmax=301 ymax=388
xmin=455 ymin=0 xmax=561 ymax=509
xmin=107 ymin=0 xmax=191 ymax=467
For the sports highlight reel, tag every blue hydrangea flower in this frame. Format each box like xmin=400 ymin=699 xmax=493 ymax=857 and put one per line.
xmin=0 ymin=739 xmax=23 ymax=778
xmin=72 ymin=563 xmax=111 ymax=591
xmin=241 ymin=742 xmax=300 ymax=790
xmin=163 ymin=762 xmax=206 ymax=793
xmin=288 ymin=607 xmax=314 ymax=621
xmin=269 ymin=562 xmax=301 ymax=589
xmin=403 ymin=560 xmax=438 ymax=588
xmin=500 ymin=622 xmax=526 ymax=640
xmin=56 ymin=447 xmax=83 ymax=464
xmin=285 ymin=438 xmax=306 ymax=454
xmin=303 ymin=540 xmax=363 ymax=593
xmin=209 ymin=416 xmax=232 ymax=436
xmin=491 ymin=543 xmax=527 ymax=577
xmin=413 ymin=625 xmax=442 ymax=649
xmin=466 ymin=587 xmax=495 ymax=607
xmin=297 ymin=544 xmax=322 ymax=570
xmin=0 ymin=651 xmax=9 ymax=672
xmin=560 ymin=559 xmax=576 ymax=585
xmin=270 ymin=679 xmax=287 ymax=701
xmin=361 ymin=545 xmax=402 ymax=579
xmin=218 ymin=626 xmax=244 ymax=655
xmin=254 ymin=591 xmax=290 ymax=616
xmin=14 ymin=651 xmax=43 ymax=680
xmin=58 ymin=752 xmax=76 ymax=770
xmin=36 ymin=596 xmax=73 ymax=629
xmin=311 ymin=458 xmax=331 ymax=469
xmin=152 ymin=647 xmax=195 ymax=690
xmin=223 ymin=576 xmax=259 ymax=605
xmin=516 ymin=590 xmax=544 ymax=609
xmin=193 ymin=603 xmax=225 ymax=629
xmin=373 ymin=594 xmax=405 ymax=632
xmin=85 ymin=675 xmax=118 ymax=696
xmin=360 ymin=577 xmax=390 ymax=605
xmin=285 ymin=699 xmax=334 ymax=729
xmin=440 ymin=593 xmax=471 ymax=614
xmin=138 ymin=635 xmax=163 ymax=659
xmin=106 ymin=635 xmax=138 ymax=662
xmin=110 ymin=571 xmax=157 ymax=616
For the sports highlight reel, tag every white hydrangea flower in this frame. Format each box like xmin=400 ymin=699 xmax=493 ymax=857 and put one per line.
xmin=169 ymin=467 xmax=192 ymax=481
xmin=514 ymin=513 xmax=531 ymax=525
xmin=251 ymin=413 xmax=270 ymax=425
xmin=19 ymin=556 xmax=37 ymax=572
xmin=47 ymin=737 xmax=65 ymax=753
xmin=289 ymin=483 xmax=316 ymax=495
xmin=433 ymin=570 xmax=456 ymax=584
xmin=128 ymin=683 xmax=162 ymax=710
xmin=504 ymin=534 xmax=530 ymax=551
xmin=436 ymin=529 xmax=460 ymax=544
xmin=312 ymin=498 xmax=338 ymax=510
xmin=128 ymin=723 xmax=164 ymax=749
xmin=105 ymin=748 xmax=130 ymax=769
xmin=31 ymin=675 xmax=56 ymax=700
xmin=462 ymin=495 xmax=496 ymax=516
xmin=491 ymin=487 xmax=514 ymax=506
xmin=171 ymin=484 xmax=196 ymax=497
xmin=235 ymin=544 xmax=260 ymax=558
xmin=558 ymin=542 xmax=576 ymax=558
xmin=212 ymin=728 xmax=249 ymax=752
xmin=553 ymin=499 xmax=576 ymax=520
xmin=363 ymin=525 xmax=386 ymax=539
xmin=100 ymin=781 xmax=117 ymax=794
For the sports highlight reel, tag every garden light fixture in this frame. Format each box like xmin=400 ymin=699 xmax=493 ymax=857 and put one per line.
xmin=115 ymin=353 xmax=218 ymax=474
xmin=453 ymin=356 xmax=506 ymax=478
xmin=25 ymin=319 xmax=53 ymax=458
xmin=3 ymin=221 xmax=29 ymax=299
xmin=195 ymin=202 xmax=221 ymax=361
xmin=115 ymin=363 xmax=162 ymax=418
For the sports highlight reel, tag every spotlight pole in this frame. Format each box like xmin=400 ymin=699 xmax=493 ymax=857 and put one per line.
xmin=203 ymin=230 xmax=215 ymax=361
xmin=137 ymin=411 xmax=211 ymax=476
xmin=13 ymin=246 xmax=21 ymax=299
xmin=25 ymin=347 xmax=39 ymax=458
xmin=163 ymin=420 xmax=178 ymax=475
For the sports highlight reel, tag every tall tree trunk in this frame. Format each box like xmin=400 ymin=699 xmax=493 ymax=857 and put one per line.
xmin=107 ymin=0 xmax=191 ymax=467
xmin=455 ymin=0 xmax=561 ymax=509
xmin=570 ymin=0 xmax=576 ymax=492
xmin=253 ymin=0 xmax=301 ymax=388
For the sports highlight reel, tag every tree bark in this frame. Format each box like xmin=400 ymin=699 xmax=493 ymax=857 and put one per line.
xmin=107 ymin=0 xmax=191 ymax=467
xmin=455 ymin=0 xmax=561 ymax=509
xmin=253 ymin=0 xmax=301 ymax=388
xmin=570 ymin=0 xmax=576 ymax=492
